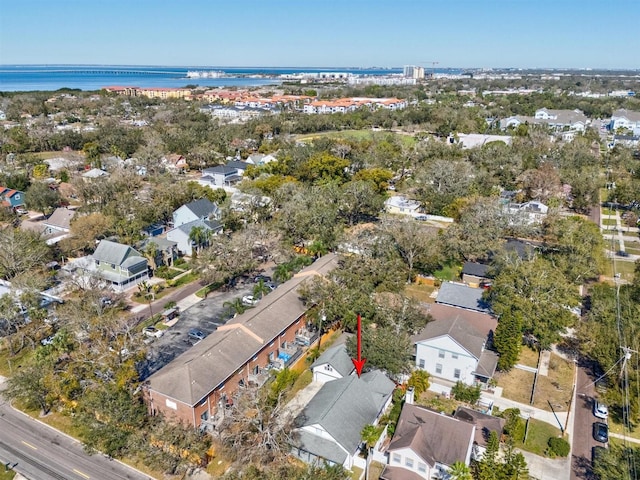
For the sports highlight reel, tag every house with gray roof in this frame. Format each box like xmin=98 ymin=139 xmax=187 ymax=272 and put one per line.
xmin=610 ymin=108 xmax=640 ymax=135
xmin=145 ymin=254 xmax=339 ymax=430
xmin=166 ymin=218 xmax=222 ymax=256
xmin=89 ymin=240 xmax=148 ymax=292
xmin=81 ymin=168 xmax=109 ymax=181
xmin=291 ymin=370 xmax=395 ymax=470
xmin=381 ymin=403 xmax=475 ymax=480
xmin=435 ymin=282 xmax=492 ymax=314
xmin=413 ymin=303 xmax=498 ymax=388
xmin=453 ymin=407 xmax=505 ymax=461
xmin=461 ymin=262 xmax=492 ymax=287
xmin=200 ymin=165 xmax=242 ymax=188
xmin=42 ymin=207 xmax=76 ymax=235
xmin=172 ymin=198 xmax=220 ymax=228
xmin=311 ymin=342 xmax=354 ymax=383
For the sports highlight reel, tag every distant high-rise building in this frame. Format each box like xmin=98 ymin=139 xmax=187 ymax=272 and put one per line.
xmin=403 ymin=65 xmax=425 ymax=79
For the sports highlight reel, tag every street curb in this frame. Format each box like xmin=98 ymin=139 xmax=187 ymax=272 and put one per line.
xmin=8 ymin=404 xmax=156 ymax=479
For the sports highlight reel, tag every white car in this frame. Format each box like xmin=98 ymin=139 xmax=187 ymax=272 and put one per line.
xmin=142 ymin=326 xmax=164 ymax=338
xmin=242 ymin=295 xmax=259 ymax=306
xmin=593 ymin=400 xmax=608 ymax=419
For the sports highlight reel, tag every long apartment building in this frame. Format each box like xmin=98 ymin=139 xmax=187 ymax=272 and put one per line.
xmin=303 ymin=97 xmax=407 ymax=114
xmin=144 ymin=253 xmax=338 ymax=430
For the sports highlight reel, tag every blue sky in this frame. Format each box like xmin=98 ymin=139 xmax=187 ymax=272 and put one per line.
xmin=0 ymin=0 xmax=638 ymax=68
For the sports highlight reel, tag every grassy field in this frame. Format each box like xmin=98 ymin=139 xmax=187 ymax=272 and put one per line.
xmin=496 ymin=368 xmax=535 ymax=405
xmin=603 ymin=260 xmax=636 ymax=282
xmin=520 ymin=419 xmax=566 ymax=457
xmin=533 ymin=354 xmax=574 ymax=412
xmin=518 ymin=347 xmax=540 ymax=368
xmin=0 ymin=341 xmax=34 ymax=377
xmin=601 ymin=218 xmax=618 ymax=226
xmin=295 ymin=129 xmax=416 ymax=147
xmin=433 ymin=262 xmax=462 ymax=282
xmin=601 ymin=208 xmax=618 ymax=217
xmin=625 ymin=242 xmax=640 ymax=255
xmin=405 ymin=283 xmax=437 ymax=303
xmin=0 ymin=470 xmax=16 ymax=480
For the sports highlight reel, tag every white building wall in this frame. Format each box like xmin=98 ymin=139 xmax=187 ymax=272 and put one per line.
xmin=415 ymin=336 xmax=478 ymax=386
xmin=387 ymin=447 xmax=431 ymax=479
xmin=166 ymin=228 xmax=192 ymax=256
xmin=312 ymin=363 xmax=344 ymax=383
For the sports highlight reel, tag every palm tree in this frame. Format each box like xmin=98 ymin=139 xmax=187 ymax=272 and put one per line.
xmin=142 ymin=241 xmax=159 ymax=273
xmin=223 ymin=298 xmax=247 ymax=317
xmin=253 ymin=279 xmax=271 ymax=299
xmin=448 ymin=461 xmax=472 ymax=480
xmin=407 ymin=370 xmax=431 ymax=398
xmin=189 ymin=226 xmax=211 ymax=255
xmin=273 ymin=263 xmax=292 ymax=283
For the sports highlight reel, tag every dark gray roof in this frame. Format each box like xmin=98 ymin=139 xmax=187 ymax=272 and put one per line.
xmin=295 ymin=371 xmax=395 ymax=455
xmin=183 ymin=198 xmax=218 ymax=219
xmin=138 ymin=237 xmax=177 ymax=251
xmin=501 ymin=238 xmax=538 ymax=260
xmin=203 ymin=165 xmax=237 ymax=175
xmin=176 ymin=218 xmax=222 ymax=236
xmin=387 ymin=404 xmax=474 ymax=467
xmin=462 ymin=262 xmax=492 ymax=278
xmin=311 ymin=343 xmax=354 ymax=378
xmin=453 ymin=407 xmax=505 ymax=447
xmin=92 ymin=240 xmax=142 ymax=267
xmin=225 ymin=160 xmax=250 ymax=171
xmin=436 ymin=282 xmax=492 ymax=314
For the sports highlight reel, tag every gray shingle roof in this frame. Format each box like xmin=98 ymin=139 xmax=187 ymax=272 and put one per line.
xmin=183 ymin=198 xmax=218 ymax=219
xmin=92 ymin=240 xmax=142 ymax=267
xmin=225 ymin=160 xmax=250 ymax=171
xmin=310 ymin=342 xmax=354 ymax=378
xmin=436 ymin=282 xmax=492 ymax=314
xmin=475 ymin=350 xmax=499 ymax=379
xmin=43 ymin=207 xmax=76 ymax=230
xmin=462 ymin=262 xmax=492 ymax=278
xmin=292 ymin=430 xmax=348 ymax=465
xmin=294 ymin=370 xmax=395 ymax=456
xmin=387 ymin=403 xmax=474 ymax=467
xmin=413 ymin=313 xmax=488 ymax=359
xmin=176 ymin=218 xmax=222 ymax=236
xmin=147 ymin=254 xmax=339 ymax=405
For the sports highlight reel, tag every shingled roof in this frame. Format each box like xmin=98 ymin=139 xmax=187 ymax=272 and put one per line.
xmin=436 ymin=282 xmax=492 ymax=314
xmin=292 ymin=370 xmax=395 ymax=463
xmin=387 ymin=403 xmax=474 ymax=467
xmin=310 ymin=342 xmax=354 ymax=378
xmin=147 ymin=253 xmax=339 ymax=406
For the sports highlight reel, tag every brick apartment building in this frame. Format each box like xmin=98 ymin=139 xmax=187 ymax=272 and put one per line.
xmin=144 ymin=253 xmax=338 ymax=430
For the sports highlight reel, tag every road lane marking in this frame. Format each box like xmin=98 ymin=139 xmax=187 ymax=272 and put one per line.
xmin=20 ymin=440 xmax=37 ymax=450
xmin=73 ymin=469 xmax=90 ymax=479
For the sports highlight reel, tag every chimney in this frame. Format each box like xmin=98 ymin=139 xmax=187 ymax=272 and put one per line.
xmin=405 ymin=387 xmax=415 ymax=405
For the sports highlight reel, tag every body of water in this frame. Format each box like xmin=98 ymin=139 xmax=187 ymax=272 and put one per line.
xmin=0 ymin=65 xmax=427 ymax=92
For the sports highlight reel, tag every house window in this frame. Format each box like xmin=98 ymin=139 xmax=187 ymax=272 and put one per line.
xmin=392 ymin=453 xmax=401 ymax=464
xmin=452 ymin=353 xmax=459 ymax=359
xmin=438 ymin=350 xmax=445 ymax=358
xmin=405 ymin=457 xmax=414 ymax=469
xmin=418 ymin=462 xmax=427 ymax=473
xmin=418 ymin=359 xmax=425 ymax=368
xmin=436 ymin=363 xmax=443 ymax=374
xmin=454 ymin=368 xmax=461 ymax=379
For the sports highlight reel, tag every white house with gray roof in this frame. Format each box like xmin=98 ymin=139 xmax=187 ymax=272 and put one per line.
xmin=171 ymin=198 xmax=220 ymax=228
xmin=610 ymin=109 xmax=640 ymax=135
xmin=89 ymin=240 xmax=148 ymax=292
xmin=166 ymin=218 xmax=222 ymax=256
xmin=291 ymin=370 xmax=395 ymax=470
xmin=413 ymin=303 xmax=499 ymax=388
xmin=310 ymin=342 xmax=354 ymax=383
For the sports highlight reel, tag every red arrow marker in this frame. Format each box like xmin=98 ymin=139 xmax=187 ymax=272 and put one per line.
xmin=352 ymin=314 xmax=366 ymax=377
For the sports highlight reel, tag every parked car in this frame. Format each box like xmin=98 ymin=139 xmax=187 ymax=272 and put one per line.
xmin=41 ymin=335 xmax=55 ymax=346
xmin=616 ymin=250 xmax=630 ymax=257
xmin=254 ymin=274 xmax=272 ymax=284
xmin=593 ymin=422 xmax=609 ymax=443
xmin=188 ymin=329 xmax=206 ymax=341
xmin=593 ymin=400 xmax=609 ymax=419
xmin=242 ymin=295 xmax=259 ymax=306
xmin=142 ymin=326 xmax=164 ymax=338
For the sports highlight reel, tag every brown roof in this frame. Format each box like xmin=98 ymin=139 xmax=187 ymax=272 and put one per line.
xmin=412 ymin=304 xmax=497 ymax=359
xmin=380 ymin=465 xmax=425 ymax=480
xmin=387 ymin=403 xmax=474 ymax=467
xmin=453 ymin=407 xmax=505 ymax=447
xmin=147 ymin=253 xmax=339 ymax=406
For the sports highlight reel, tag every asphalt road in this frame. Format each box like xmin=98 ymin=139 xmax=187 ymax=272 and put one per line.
xmin=0 ymin=394 xmax=152 ymax=480
xmin=571 ymin=364 xmax=600 ymax=480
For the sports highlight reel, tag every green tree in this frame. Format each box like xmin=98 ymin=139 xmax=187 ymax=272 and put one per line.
xmin=407 ymin=370 xmax=430 ymax=397
xmin=25 ymin=181 xmax=61 ymax=216
xmin=295 ymin=152 xmax=350 ymax=185
xmin=0 ymin=227 xmax=51 ymax=280
xmin=448 ymin=461 xmax=472 ymax=480
xmin=223 ymin=297 xmax=248 ymax=317
xmin=493 ymin=311 xmax=523 ymax=370
xmin=360 ymin=424 xmax=383 ymax=455
xmin=188 ymin=225 xmax=212 ymax=254
xmin=253 ymin=279 xmax=271 ymax=299
xmin=346 ymin=325 xmax=412 ymax=379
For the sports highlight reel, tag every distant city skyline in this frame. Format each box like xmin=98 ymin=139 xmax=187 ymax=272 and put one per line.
xmin=1 ymin=0 xmax=638 ymax=69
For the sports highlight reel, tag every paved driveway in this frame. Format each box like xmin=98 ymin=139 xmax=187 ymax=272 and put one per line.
xmin=137 ymin=281 xmax=257 ymax=380
xmin=571 ymin=364 xmax=600 ymax=480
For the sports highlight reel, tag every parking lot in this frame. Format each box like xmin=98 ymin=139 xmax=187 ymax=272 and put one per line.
xmin=137 ymin=281 xmax=258 ymax=380
xmin=137 ymin=273 xmax=277 ymax=380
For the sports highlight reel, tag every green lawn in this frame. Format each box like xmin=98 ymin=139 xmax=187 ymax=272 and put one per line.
xmin=518 ymin=419 xmax=565 ymax=457
xmin=295 ymin=129 xmax=416 ymax=147
xmin=601 ymin=208 xmax=618 ymax=217
xmin=603 ymin=260 xmax=636 ymax=282
xmin=625 ymin=242 xmax=640 ymax=255
xmin=601 ymin=218 xmax=618 ymax=226
xmin=0 ymin=469 xmax=16 ymax=480
xmin=433 ymin=262 xmax=462 ymax=282
xmin=0 ymin=342 xmax=34 ymax=377
xmin=405 ymin=283 xmax=437 ymax=303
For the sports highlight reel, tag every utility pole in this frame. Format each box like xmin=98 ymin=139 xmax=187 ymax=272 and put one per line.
xmin=620 ymin=346 xmax=638 ymax=380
